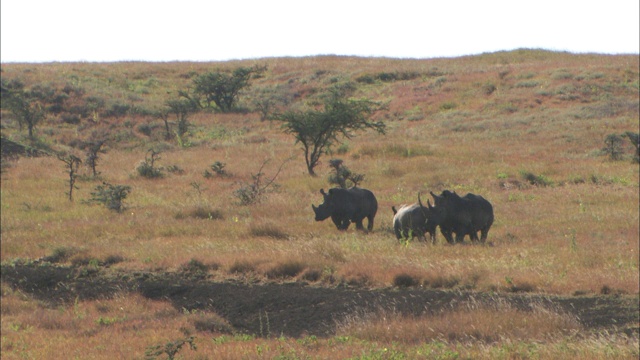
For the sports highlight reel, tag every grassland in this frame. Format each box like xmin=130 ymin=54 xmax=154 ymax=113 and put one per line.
xmin=1 ymin=49 xmax=638 ymax=359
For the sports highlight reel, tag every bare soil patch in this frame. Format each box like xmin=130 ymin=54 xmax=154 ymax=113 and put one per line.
xmin=1 ymin=262 xmax=638 ymax=338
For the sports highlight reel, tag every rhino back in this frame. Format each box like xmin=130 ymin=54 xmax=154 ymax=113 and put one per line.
xmin=328 ymin=187 xmax=377 ymax=218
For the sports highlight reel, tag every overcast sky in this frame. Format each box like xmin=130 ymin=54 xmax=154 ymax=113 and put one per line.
xmin=1 ymin=0 xmax=638 ymax=63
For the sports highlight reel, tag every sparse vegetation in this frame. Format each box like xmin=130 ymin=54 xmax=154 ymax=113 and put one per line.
xmin=0 ymin=51 xmax=638 ymax=359
xmin=233 ymin=158 xmax=289 ymax=205
xmin=136 ymin=149 xmax=163 ymax=178
xmin=87 ymin=182 xmax=131 ymax=213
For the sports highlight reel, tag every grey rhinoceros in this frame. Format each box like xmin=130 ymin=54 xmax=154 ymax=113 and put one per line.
xmin=428 ymin=190 xmax=494 ymax=244
xmin=392 ymin=193 xmax=443 ymax=243
xmin=312 ymin=187 xmax=378 ymax=232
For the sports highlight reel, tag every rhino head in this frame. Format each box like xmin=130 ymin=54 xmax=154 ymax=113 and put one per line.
xmin=311 ymin=188 xmax=333 ymax=221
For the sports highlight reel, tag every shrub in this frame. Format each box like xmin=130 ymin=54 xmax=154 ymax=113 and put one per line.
xmin=440 ymin=102 xmax=457 ymax=111
xmin=602 ymin=133 xmax=625 ymax=161
xmin=191 ymin=313 xmax=234 ymax=333
xmin=203 ymin=161 xmax=228 ymax=178
xmin=42 ymin=246 xmax=77 ymax=263
xmin=87 ymin=182 xmax=132 ymax=213
xmin=520 ymin=171 xmax=553 ymax=187
xmin=233 ymin=159 xmax=288 ymax=205
xmin=482 ymin=82 xmax=496 ymax=95
xmin=136 ymin=149 xmax=163 ymax=178
xmin=145 ymin=335 xmax=196 ymax=360
xmin=393 ymin=273 xmax=421 ymax=288
xmin=177 ymin=206 xmax=223 ymax=220
xmin=327 ymin=159 xmax=364 ymax=189
xmin=265 ymin=260 xmax=306 ymax=279
xmin=249 ymin=223 xmax=289 ymax=239
xmin=228 ymin=260 xmax=256 ymax=275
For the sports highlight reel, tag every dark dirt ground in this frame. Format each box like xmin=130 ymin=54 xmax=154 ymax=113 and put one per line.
xmin=1 ymin=262 xmax=638 ymax=338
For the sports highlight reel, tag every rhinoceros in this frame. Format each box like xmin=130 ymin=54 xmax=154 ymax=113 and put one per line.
xmin=429 ymin=190 xmax=494 ymax=244
xmin=312 ymin=187 xmax=378 ymax=232
xmin=392 ymin=193 xmax=442 ymax=243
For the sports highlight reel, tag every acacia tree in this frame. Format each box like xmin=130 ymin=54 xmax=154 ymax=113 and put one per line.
xmin=57 ymin=153 xmax=82 ymax=202
xmin=1 ymin=79 xmax=46 ymax=138
xmin=155 ymin=98 xmax=197 ymax=141
xmin=273 ymin=91 xmax=386 ymax=176
xmin=182 ymin=65 xmax=266 ymax=112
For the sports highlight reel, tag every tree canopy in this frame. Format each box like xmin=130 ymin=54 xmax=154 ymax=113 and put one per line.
xmin=183 ymin=65 xmax=266 ymax=112
xmin=273 ymin=91 xmax=386 ymax=176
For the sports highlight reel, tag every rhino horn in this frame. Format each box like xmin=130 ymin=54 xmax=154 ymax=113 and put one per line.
xmin=320 ymin=189 xmax=326 ymax=195
xmin=427 ymin=199 xmax=434 ymax=210
xmin=392 ymin=206 xmax=397 ymax=215
xmin=312 ymin=204 xmax=318 ymax=213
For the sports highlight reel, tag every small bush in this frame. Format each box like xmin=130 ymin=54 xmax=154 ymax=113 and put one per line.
xmin=176 ymin=206 xmax=224 ymax=220
xmin=301 ymin=268 xmax=322 ymax=282
xmin=87 ymin=182 xmax=132 ymax=213
xmin=482 ymin=82 xmax=496 ymax=95
xmin=137 ymin=123 xmax=156 ymax=136
xmin=180 ymin=258 xmax=209 ymax=273
xmin=203 ymin=161 xmax=228 ymax=178
xmin=145 ymin=335 xmax=196 ymax=360
xmin=515 ymin=81 xmax=540 ymax=88
xmin=103 ymin=255 xmax=125 ymax=266
xmin=228 ymin=260 xmax=256 ymax=275
xmin=249 ymin=223 xmax=289 ymax=239
xmin=61 ymin=114 xmax=81 ymax=124
xmin=440 ymin=102 xmax=457 ymax=111
xmin=136 ymin=161 xmax=162 ymax=178
xmin=136 ymin=149 xmax=163 ymax=179
xmin=424 ymin=275 xmax=460 ymax=289
xmin=166 ymin=164 xmax=184 ymax=175
xmin=602 ymin=133 xmax=625 ymax=161
xmin=191 ymin=313 xmax=234 ymax=334
xmin=393 ymin=273 xmax=421 ymax=288
xmin=265 ymin=260 xmax=306 ymax=279
xmin=520 ymin=171 xmax=553 ymax=187
xmin=42 ymin=246 xmax=77 ymax=263
xmin=327 ymin=159 xmax=364 ymax=189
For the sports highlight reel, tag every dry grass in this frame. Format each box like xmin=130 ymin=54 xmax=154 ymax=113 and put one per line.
xmin=2 ymin=283 xmax=635 ymax=359
xmin=336 ymin=300 xmax=583 ymax=344
xmin=1 ymin=51 xmax=639 ymax=358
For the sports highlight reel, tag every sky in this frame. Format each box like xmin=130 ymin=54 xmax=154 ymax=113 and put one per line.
xmin=1 ymin=0 xmax=639 ymax=63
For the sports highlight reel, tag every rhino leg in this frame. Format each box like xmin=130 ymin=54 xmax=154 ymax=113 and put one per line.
xmin=331 ymin=215 xmax=342 ymax=229
xmin=440 ymin=228 xmax=455 ymax=244
xmin=354 ymin=219 xmax=365 ymax=231
xmin=480 ymin=228 xmax=489 ymax=243
xmin=331 ymin=216 xmax=350 ymax=230
xmin=366 ymin=215 xmax=374 ymax=232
